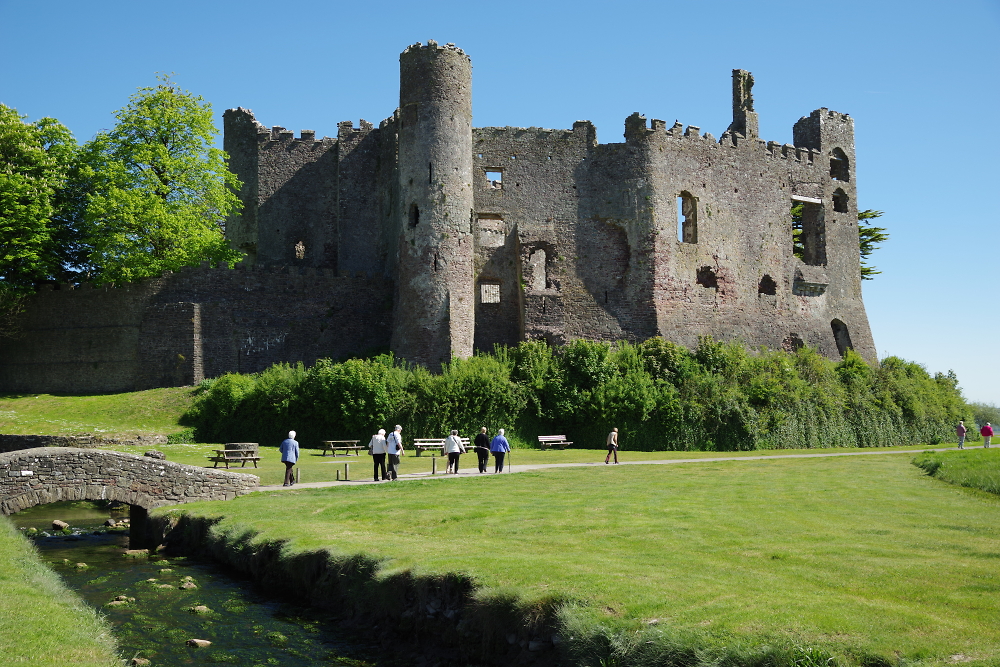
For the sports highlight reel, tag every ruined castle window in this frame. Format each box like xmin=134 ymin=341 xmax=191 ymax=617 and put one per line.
xmin=833 ymin=188 xmax=849 ymax=213
xmin=677 ymin=192 xmax=698 ymax=243
xmin=782 ymin=333 xmax=804 ymax=352
xmin=791 ymin=198 xmax=826 ymax=266
xmin=429 ymin=162 xmax=433 ymax=185
xmin=831 ymin=319 xmax=853 ymax=357
xmin=409 ymin=203 xmax=419 ymax=228
xmin=830 ymin=148 xmax=850 ymax=181
xmin=528 ymin=249 xmax=547 ymax=290
xmin=485 ymin=170 xmax=503 ymax=190
xmin=696 ymin=266 xmax=718 ymax=289
xmin=480 ymin=282 xmax=501 ymax=304
xmin=294 ymin=240 xmax=306 ymax=260
xmin=758 ymin=274 xmax=776 ymax=295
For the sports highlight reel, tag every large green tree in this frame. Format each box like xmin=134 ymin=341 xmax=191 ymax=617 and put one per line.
xmin=792 ymin=204 xmax=889 ymax=280
xmin=78 ymin=74 xmax=242 ymax=283
xmin=0 ymin=105 xmax=77 ymax=288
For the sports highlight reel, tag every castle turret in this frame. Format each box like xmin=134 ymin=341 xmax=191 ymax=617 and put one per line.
xmin=391 ymin=41 xmax=475 ymax=369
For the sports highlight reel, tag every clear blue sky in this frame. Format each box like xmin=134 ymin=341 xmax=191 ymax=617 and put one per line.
xmin=2 ymin=0 xmax=997 ymax=404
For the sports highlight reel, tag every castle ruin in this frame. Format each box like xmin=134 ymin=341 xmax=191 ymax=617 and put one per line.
xmin=0 ymin=41 xmax=874 ymax=393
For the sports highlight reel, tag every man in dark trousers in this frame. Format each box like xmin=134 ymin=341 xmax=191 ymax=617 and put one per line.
xmin=279 ymin=430 xmax=299 ymax=486
xmin=473 ymin=427 xmax=491 ymax=473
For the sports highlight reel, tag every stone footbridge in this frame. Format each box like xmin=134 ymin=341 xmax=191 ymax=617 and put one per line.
xmin=0 ymin=448 xmax=258 ymax=543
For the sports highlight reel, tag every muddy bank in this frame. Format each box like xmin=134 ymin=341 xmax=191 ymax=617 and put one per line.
xmin=147 ymin=512 xmax=564 ymax=666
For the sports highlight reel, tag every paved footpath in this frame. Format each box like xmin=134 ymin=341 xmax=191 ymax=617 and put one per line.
xmin=259 ymin=445 xmax=980 ymax=492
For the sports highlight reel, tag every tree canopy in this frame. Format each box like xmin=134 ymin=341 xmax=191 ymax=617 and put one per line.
xmin=792 ymin=203 xmax=889 ymax=280
xmin=76 ymin=74 xmax=242 ymax=283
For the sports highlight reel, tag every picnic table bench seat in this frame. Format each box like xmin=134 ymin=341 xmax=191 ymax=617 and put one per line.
xmin=207 ymin=443 xmax=261 ymax=468
xmin=537 ymin=435 xmax=573 ymax=450
xmin=321 ymin=440 xmax=362 ymax=456
xmin=412 ymin=437 xmax=471 ymax=456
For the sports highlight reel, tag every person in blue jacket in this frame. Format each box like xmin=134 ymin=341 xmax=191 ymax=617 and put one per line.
xmin=490 ymin=428 xmax=511 ymax=473
xmin=279 ymin=430 xmax=299 ymax=486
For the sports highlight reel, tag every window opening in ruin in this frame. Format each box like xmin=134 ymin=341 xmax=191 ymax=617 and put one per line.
xmin=758 ymin=274 xmax=776 ymax=295
xmin=833 ymin=188 xmax=849 ymax=213
xmin=677 ymin=192 xmax=698 ymax=243
xmin=830 ymin=148 xmax=850 ymax=181
xmin=782 ymin=333 xmax=804 ymax=352
xmin=480 ymin=282 xmax=501 ymax=304
xmin=528 ymin=249 xmax=547 ymax=290
xmin=409 ymin=203 xmax=419 ymax=228
xmin=831 ymin=319 xmax=853 ymax=357
xmin=696 ymin=266 xmax=718 ymax=289
xmin=604 ymin=290 xmax=609 ymax=303
xmin=429 ymin=162 xmax=433 ymax=185
xmin=791 ymin=198 xmax=826 ymax=266
xmin=485 ymin=170 xmax=503 ymax=190
xmin=294 ymin=240 xmax=306 ymax=261
xmin=477 ymin=215 xmax=505 ymax=248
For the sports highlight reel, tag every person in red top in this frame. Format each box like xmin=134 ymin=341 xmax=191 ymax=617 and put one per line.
xmin=956 ymin=421 xmax=967 ymax=449
xmin=981 ymin=423 xmax=994 ymax=448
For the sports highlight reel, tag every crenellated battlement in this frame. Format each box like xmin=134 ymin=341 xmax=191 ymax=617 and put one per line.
xmin=402 ymin=39 xmax=468 ymax=58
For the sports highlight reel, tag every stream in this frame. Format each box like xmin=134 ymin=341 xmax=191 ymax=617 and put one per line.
xmin=10 ymin=501 xmax=376 ymax=667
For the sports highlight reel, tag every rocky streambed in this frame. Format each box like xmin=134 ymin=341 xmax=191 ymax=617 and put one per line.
xmin=11 ymin=501 xmax=376 ymax=667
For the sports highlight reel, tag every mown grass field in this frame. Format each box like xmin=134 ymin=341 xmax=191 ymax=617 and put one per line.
xmin=0 ymin=388 xmax=194 ymax=437
xmin=0 ymin=518 xmax=119 ymax=666
xmin=162 ymin=451 xmax=1000 ymax=665
xmin=100 ymin=440 xmax=955 ymax=486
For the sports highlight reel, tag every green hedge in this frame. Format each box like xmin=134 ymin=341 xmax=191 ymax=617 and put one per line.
xmin=182 ymin=338 xmax=970 ymax=451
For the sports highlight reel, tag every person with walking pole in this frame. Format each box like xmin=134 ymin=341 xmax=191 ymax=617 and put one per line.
xmin=490 ymin=428 xmax=510 ymax=473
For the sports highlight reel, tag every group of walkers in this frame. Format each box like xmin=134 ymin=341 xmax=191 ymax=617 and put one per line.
xmin=366 ymin=426 xmax=513 ymax=481
xmin=956 ymin=420 xmax=993 ymax=449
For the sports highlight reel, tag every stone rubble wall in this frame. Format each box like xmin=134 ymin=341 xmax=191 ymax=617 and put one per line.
xmin=0 ymin=447 xmax=258 ymax=515
xmin=0 ymin=434 xmax=167 ymax=454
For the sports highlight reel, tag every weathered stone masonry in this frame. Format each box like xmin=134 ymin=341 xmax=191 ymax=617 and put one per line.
xmin=0 ymin=41 xmax=875 ymax=392
xmin=0 ymin=447 xmax=258 ymax=515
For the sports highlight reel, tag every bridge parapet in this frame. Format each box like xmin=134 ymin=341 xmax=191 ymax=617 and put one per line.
xmin=0 ymin=447 xmax=259 ymax=515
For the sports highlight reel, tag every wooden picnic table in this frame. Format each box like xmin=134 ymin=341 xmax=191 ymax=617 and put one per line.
xmin=537 ymin=435 xmax=573 ymax=450
xmin=321 ymin=440 xmax=363 ymax=456
xmin=412 ymin=437 xmax=471 ymax=456
xmin=207 ymin=443 xmax=261 ymax=468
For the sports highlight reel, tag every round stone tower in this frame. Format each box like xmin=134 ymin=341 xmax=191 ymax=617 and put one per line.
xmin=392 ymin=41 xmax=475 ymax=369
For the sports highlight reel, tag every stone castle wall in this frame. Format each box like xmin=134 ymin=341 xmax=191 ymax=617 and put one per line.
xmin=0 ymin=44 xmax=876 ymax=395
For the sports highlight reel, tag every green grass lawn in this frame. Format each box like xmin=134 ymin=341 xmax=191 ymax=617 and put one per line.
xmin=97 ymin=440 xmax=956 ymax=487
xmin=0 ymin=519 xmax=119 ymax=666
xmin=913 ymin=448 xmax=1000 ymax=495
xmin=0 ymin=388 xmax=194 ymax=437
xmin=161 ymin=452 xmax=1000 ymax=665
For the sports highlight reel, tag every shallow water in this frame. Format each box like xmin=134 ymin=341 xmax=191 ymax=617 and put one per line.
xmin=10 ymin=501 xmax=375 ymax=667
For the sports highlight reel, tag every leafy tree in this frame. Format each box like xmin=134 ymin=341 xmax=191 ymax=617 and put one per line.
xmin=791 ymin=203 xmax=889 ymax=280
xmin=857 ymin=209 xmax=888 ymax=280
xmin=0 ymin=104 xmax=78 ymax=336
xmin=78 ymin=74 xmax=242 ymax=283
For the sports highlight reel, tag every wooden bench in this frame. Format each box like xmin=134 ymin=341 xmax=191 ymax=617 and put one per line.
xmin=537 ymin=435 xmax=573 ymax=450
xmin=321 ymin=440 xmax=362 ymax=456
xmin=207 ymin=443 xmax=261 ymax=468
xmin=412 ymin=437 xmax=471 ymax=456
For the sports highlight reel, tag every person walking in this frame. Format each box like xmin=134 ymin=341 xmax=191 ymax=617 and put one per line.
xmin=368 ymin=428 xmax=388 ymax=481
xmin=605 ymin=427 xmax=619 ymax=464
xmin=386 ymin=425 xmax=404 ymax=480
xmin=981 ymin=422 xmax=993 ymax=448
xmin=490 ymin=428 xmax=510 ymax=473
xmin=444 ymin=430 xmax=466 ymax=473
xmin=957 ymin=420 xmax=967 ymax=449
xmin=279 ymin=430 xmax=299 ymax=487
xmin=474 ymin=427 xmax=491 ymax=473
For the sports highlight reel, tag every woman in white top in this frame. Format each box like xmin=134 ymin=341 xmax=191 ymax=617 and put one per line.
xmin=368 ymin=429 xmax=388 ymax=481
xmin=444 ymin=430 xmax=466 ymax=473
xmin=385 ymin=425 xmax=404 ymax=480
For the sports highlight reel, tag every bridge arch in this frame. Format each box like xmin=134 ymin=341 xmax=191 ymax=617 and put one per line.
xmin=0 ymin=447 xmax=258 ymax=517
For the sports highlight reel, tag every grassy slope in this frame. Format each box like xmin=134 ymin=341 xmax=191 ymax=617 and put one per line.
xmin=0 ymin=519 xmax=119 ymax=666
xmin=0 ymin=388 xmax=193 ymax=437
xmin=913 ymin=448 xmax=1000 ymax=495
xmin=161 ymin=454 xmax=1000 ymax=664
